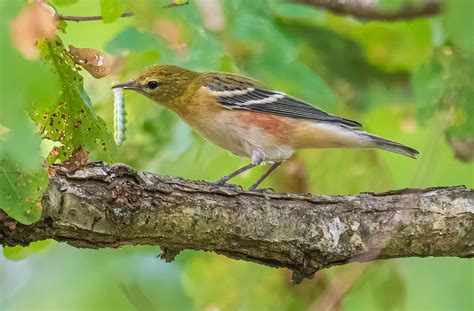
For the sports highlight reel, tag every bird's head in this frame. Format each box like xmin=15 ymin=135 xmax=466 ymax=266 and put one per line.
xmin=113 ymin=65 xmax=199 ymax=106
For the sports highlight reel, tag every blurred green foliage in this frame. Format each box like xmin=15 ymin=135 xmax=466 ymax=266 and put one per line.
xmin=3 ymin=240 xmax=55 ymax=261
xmin=0 ymin=1 xmax=56 ymax=224
xmin=1 ymin=0 xmax=473 ymax=310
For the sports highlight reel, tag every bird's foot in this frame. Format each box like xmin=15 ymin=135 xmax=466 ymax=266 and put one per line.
xmin=248 ymin=186 xmax=275 ymax=193
xmin=211 ymin=181 xmax=244 ymax=191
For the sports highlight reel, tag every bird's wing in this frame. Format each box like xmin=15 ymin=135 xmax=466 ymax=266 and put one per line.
xmin=201 ymin=73 xmax=362 ymax=128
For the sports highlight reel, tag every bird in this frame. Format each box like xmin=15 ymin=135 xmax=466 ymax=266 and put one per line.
xmin=113 ymin=65 xmax=419 ymax=191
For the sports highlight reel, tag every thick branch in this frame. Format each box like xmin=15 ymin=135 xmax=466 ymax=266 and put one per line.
xmin=1 ymin=163 xmax=472 ymax=283
xmin=293 ymin=0 xmax=441 ymax=20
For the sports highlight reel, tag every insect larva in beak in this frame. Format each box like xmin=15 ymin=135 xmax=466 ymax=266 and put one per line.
xmin=112 ymin=81 xmax=126 ymax=146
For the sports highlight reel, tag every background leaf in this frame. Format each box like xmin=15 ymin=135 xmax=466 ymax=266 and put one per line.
xmin=100 ymin=0 xmax=125 ymax=23
xmin=0 ymin=1 xmax=57 ymax=223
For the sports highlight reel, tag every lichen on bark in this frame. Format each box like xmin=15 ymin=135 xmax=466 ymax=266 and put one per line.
xmin=1 ymin=162 xmax=473 ymax=283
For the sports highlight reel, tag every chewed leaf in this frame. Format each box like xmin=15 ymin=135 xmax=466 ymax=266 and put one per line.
xmin=0 ymin=160 xmax=47 ymax=224
xmin=69 ymin=45 xmax=114 ymax=79
xmin=31 ymin=38 xmax=117 ymax=163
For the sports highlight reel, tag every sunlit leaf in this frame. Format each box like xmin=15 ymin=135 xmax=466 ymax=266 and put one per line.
xmin=219 ymin=54 xmax=240 ymax=73
xmin=100 ymin=0 xmax=124 ymax=23
xmin=52 ymin=0 xmax=79 ymax=6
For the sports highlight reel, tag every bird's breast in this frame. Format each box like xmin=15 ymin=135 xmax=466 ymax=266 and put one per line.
xmin=177 ymin=106 xmax=296 ymax=162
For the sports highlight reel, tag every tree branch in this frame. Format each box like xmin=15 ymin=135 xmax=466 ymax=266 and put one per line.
xmin=292 ymin=0 xmax=441 ymax=20
xmin=55 ymin=1 xmax=188 ymax=21
xmin=56 ymin=12 xmax=134 ymax=22
xmin=0 ymin=163 xmax=472 ymax=283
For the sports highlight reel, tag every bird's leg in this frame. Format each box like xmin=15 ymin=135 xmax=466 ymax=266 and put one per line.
xmin=214 ymin=163 xmax=256 ymax=185
xmin=248 ymin=162 xmax=281 ymax=191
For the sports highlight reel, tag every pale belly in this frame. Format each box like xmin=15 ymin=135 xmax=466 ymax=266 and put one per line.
xmin=183 ymin=111 xmax=294 ymax=164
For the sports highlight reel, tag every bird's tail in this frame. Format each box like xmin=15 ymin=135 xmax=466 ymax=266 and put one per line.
xmin=361 ymin=132 xmax=420 ymax=159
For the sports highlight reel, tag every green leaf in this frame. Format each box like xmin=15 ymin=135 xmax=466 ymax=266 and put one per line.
xmin=322 ymin=16 xmax=433 ymax=72
xmin=219 ymin=54 xmax=240 ymax=73
xmin=100 ymin=0 xmax=125 ymax=23
xmin=52 ymin=0 xmax=79 ymax=6
xmin=0 ymin=160 xmax=47 ymax=224
xmin=413 ymin=57 xmax=444 ymax=123
xmin=343 ymin=263 xmax=406 ymax=310
xmin=105 ymin=27 xmax=160 ymax=54
xmin=122 ymin=50 xmax=161 ymax=73
xmin=444 ymin=0 xmax=474 ymax=53
xmin=413 ymin=46 xmax=474 ymax=140
xmin=0 ymin=107 xmax=46 ymax=224
xmin=443 ymin=48 xmax=474 ymax=139
xmin=32 ymin=38 xmax=117 ymax=163
xmin=356 ymin=20 xmax=433 ymax=72
xmin=0 ymin=1 xmax=56 ymax=224
xmin=3 ymin=240 xmax=55 ymax=261
xmin=371 ymin=264 xmax=407 ymax=310
xmin=183 ymin=254 xmax=297 ymax=310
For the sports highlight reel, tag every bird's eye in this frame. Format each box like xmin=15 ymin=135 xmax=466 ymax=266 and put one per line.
xmin=147 ymin=81 xmax=159 ymax=90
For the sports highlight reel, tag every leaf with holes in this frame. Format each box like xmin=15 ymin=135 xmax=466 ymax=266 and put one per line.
xmin=31 ymin=38 xmax=117 ymax=164
xmin=0 ymin=160 xmax=47 ymax=224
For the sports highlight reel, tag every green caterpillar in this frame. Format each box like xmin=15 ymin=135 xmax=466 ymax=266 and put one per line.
xmin=112 ymin=82 xmax=126 ymax=146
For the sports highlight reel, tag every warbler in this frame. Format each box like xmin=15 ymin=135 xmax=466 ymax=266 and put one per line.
xmin=113 ymin=65 xmax=419 ymax=190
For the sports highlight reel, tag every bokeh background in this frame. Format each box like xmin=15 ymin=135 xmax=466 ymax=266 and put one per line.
xmin=1 ymin=0 xmax=473 ymax=310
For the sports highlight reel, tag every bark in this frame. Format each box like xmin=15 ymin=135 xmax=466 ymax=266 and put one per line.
xmin=292 ymin=0 xmax=441 ymax=20
xmin=0 ymin=162 xmax=472 ymax=283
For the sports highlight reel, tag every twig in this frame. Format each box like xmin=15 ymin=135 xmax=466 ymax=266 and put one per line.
xmin=56 ymin=12 xmax=134 ymax=22
xmin=55 ymin=0 xmax=189 ymax=22
xmin=293 ymin=0 xmax=441 ymax=20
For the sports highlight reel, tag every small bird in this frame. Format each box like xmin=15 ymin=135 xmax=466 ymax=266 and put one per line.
xmin=113 ymin=65 xmax=419 ymax=190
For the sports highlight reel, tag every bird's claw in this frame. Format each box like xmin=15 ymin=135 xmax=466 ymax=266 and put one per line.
xmin=211 ymin=181 xmax=244 ymax=191
xmin=248 ymin=187 xmax=275 ymax=193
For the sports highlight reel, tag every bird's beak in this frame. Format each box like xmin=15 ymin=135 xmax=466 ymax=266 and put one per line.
xmin=111 ymin=80 xmax=140 ymax=91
